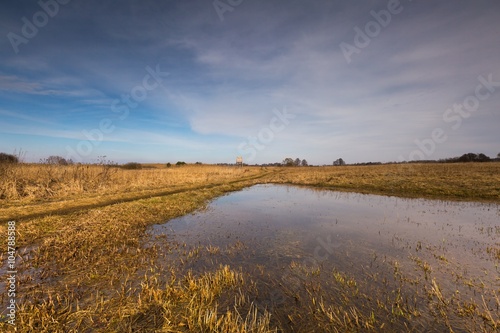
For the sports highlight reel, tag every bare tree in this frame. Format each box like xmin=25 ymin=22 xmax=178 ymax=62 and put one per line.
xmin=301 ymin=159 xmax=308 ymax=167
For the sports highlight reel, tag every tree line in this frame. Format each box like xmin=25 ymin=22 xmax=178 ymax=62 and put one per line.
xmin=2 ymin=152 xmax=500 ymax=166
xmin=282 ymin=157 xmax=308 ymax=166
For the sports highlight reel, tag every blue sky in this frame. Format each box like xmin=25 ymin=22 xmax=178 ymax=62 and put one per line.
xmin=0 ymin=0 xmax=499 ymax=164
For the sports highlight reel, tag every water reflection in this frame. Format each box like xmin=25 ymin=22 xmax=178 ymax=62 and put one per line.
xmin=149 ymin=184 xmax=498 ymax=267
xmin=146 ymin=184 xmax=500 ymax=331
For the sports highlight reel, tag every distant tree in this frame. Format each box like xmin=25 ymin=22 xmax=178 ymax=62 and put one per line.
xmin=166 ymin=163 xmax=172 ymax=168
xmin=301 ymin=159 xmax=308 ymax=167
xmin=45 ymin=155 xmax=69 ymax=165
xmin=0 ymin=152 xmax=18 ymax=164
xmin=457 ymin=153 xmax=491 ymax=162
xmin=195 ymin=162 xmax=202 ymax=165
xmin=458 ymin=153 xmax=476 ymax=162
xmin=282 ymin=158 xmax=294 ymax=167
xmin=294 ymin=158 xmax=301 ymax=166
xmin=333 ymin=158 xmax=345 ymax=166
xmin=497 ymin=152 xmax=500 ymax=159
xmin=122 ymin=162 xmax=142 ymax=170
xmin=477 ymin=153 xmax=490 ymax=162
xmin=176 ymin=161 xmax=186 ymax=166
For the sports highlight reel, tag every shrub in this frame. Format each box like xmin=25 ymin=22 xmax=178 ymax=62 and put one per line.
xmin=122 ymin=162 xmax=142 ymax=170
xmin=0 ymin=153 xmax=19 ymax=164
xmin=44 ymin=155 xmax=70 ymax=165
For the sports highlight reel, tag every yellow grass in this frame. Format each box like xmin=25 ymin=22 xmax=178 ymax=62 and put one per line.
xmin=0 ymin=164 xmax=265 ymax=222
xmin=0 ymin=163 xmax=261 ymax=202
xmin=0 ymin=162 xmax=499 ymax=332
xmin=265 ymin=162 xmax=500 ymax=202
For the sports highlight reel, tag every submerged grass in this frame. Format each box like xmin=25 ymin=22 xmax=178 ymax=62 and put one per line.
xmin=0 ymin=162 xmax=499 ymax=332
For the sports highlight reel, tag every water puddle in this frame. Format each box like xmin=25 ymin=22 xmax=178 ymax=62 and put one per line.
xmin=146 ymin=184 xmax=500 ymax=331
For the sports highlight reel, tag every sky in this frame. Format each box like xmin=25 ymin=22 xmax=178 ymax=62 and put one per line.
xmin=0 ymin=0 xmax=499 ymax=165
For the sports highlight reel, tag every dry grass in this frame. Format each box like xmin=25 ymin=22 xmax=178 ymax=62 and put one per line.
xmin=0 ymin=164 xmax=261 ymax=203
xmin=0 ymin=164 xmax=265 ymax=222
xmin=273 ymin=256 xmax=499 ymax=332
xmin=2 ymin=162 xmax=499 ymax=208
xmin=0 ymin=162 xmax=499 ymax=332
xmin=1 ymin=177 xmax=274 ymax=332
xmin=265 ymin=162 xmax=500 ymax=202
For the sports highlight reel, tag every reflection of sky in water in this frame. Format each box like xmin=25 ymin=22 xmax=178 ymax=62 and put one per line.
xmin=145 ymin=184 xmax=500 ymax=331
xmin=148 ymin=184 xmax=499 ymax=289
xmin=151 ymin=184 xmax=498 ymax=247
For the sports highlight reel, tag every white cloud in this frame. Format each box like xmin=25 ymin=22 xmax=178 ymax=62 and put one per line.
xmin=1 ymin=0 xmax=499 ymax=163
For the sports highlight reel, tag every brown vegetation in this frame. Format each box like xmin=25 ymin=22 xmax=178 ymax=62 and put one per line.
xmin=0 ymin=162 xmax=498 ymax=332
xmin=265 ymin=162 xmax=500 ymax=202
xmin=0 ymin=164 xmax=264 ymax=222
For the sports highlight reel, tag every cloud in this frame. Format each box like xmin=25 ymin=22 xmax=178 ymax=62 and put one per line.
xmin=0 ymin=109 xmax=56 ymax=126
xmin=0 ymin=74 xmax=104 ymax=98
xmin=0 ymin=0 xmax=499 ymax=163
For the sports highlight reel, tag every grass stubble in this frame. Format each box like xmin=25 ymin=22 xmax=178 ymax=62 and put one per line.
xmin=0 ymin=162 xmax=499 ymax=332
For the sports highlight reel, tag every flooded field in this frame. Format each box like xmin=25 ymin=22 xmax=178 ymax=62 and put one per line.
xmin=147 ymin=184 xmax=499 ymax=332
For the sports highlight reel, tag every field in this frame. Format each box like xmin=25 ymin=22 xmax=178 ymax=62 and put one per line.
xmin=264 ymin=162 xmax=500 ymax=202
xmin=1 ymin=162 xmax=499 ymax=332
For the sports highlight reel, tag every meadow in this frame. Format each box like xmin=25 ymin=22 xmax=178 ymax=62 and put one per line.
xmin=0 ymin=162 xmax=499 ymax=332
xmin=264 ymin=162 xmax=500 ymax=202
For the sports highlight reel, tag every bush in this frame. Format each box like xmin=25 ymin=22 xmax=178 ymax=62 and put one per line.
xmin=0 ymin=153 xmax=19 ymax=164
xmin=44 ymin=155 xmax=70 ymax=165
xmin=121 ymin=162 xmax=142 ymax=170
xmin=176 ymin=161 xmax=186 ymax=166
xmin=166 ymin=163 xmax=172 ymax=168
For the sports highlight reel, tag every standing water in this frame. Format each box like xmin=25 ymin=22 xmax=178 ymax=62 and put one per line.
xmin=146 ymin=185 xmax=500 ymax=332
